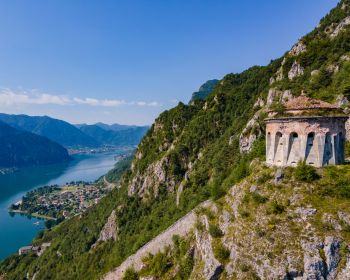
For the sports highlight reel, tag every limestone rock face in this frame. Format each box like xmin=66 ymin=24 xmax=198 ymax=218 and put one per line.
xmin=326 ymin=16 xmax=350 ymax=38
xmin=288 ymin=61 xmax=305 ymax=80
xmin=336 ymin=95 xmax=349 ymax=108
xmin=239 ymin=133 xmax=257 ymax=153
xmin=253 ymin=97 xmax=265 ymax=109
xmin=103 ymin=162 xmax=350 ymax=280
xmin=338 ymin=211 xmax=350 ymax=226
xmin=266 ymin=88 xmax=293 ymax=107
xmin=92 ymin=210 xmax=118 ymax=248
xmin=337 ymin=252 xmax=350 ymax=279
xmin=194 ymin=216 xmax=223 ymax=280
xmin=301 ymin=239 xmax=327 ymax=280
xmin=274 ymin=57 xmax=287 ymax=82
xmin=274 ymin=168 xmax=284 ymax=184
xmin=128 ymin=156 xmax=176 ymax=198
xmin=327 ymin=63 xmax=340 ymax=74
xmin=324 ymin=236 xmax=342 ymax=280
xmin=289 ymin=41 xmax=307 ymax=56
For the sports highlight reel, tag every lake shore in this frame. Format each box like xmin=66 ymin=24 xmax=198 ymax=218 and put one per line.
xmin=8 ymin=209 xmax=57 ymax=221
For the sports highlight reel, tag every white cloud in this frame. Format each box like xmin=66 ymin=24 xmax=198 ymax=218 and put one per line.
xmin=0 ymin=88 xmax=161 ymax=108
xmin=0 ymin=89 xmax=70 ymax=106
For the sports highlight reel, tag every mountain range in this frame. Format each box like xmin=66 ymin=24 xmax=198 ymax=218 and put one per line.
xmin=77 ymin=123 xmax=149 ymax=147
xmin=0 ymin=121 xmax=70 ymax=168
xmin=0 ymin=113 xmax=149 ymax=148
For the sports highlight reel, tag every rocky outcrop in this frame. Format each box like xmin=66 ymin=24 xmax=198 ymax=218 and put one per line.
xmin=253 ymin=97 xmax=265 ymax=109
xmin=103 ymin=161 xmax=350 ymax=280
xmin=327 ymin=63 xmax=340 ymax=74
xmin=274 ymin=57 xmax=286 ymax=82
xmin=128 ymin=156 xmax=176 ymax=198
xmin=239 ymin=133 xmax=257 ymax=153
xmin=289 ymin=41 xmax=307 ymax=56
xmin=325 ymin=16 xmax=350 ymax=38
xmin=301 ymin=238 xmax=327 ymax=280
xmin=337 ymin=252 xmax=350 ymax=279
xmin=336 ymin=95 xmax=349 ymax=108
xmin=266 ymin=88 xmax=293 ymax=107
xmin=239 ymin=111 xmax=263 ymax=153
xmin=92 ymin=210 xmax=117 ymax=248
xmin=194 ymin=216 xmax=223 ymax=280
xmin=288 ymin=61 xmax=305 ymax=80
xmin=324 ymin=236 xmax=342 ymax=280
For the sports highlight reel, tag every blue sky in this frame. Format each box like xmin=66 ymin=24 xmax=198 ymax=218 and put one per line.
xmin=0 ymin=0 xmax=339 ymax=125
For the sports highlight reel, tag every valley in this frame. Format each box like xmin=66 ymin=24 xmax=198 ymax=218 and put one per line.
xmin=0 ymin=150 xmax=126 ymax=260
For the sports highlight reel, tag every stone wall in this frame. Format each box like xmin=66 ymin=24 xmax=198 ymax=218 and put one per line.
xmin=102 ymin=201 xmax=212 ymax=280
xmin=266 ymin=116 xmax=347 ymax=167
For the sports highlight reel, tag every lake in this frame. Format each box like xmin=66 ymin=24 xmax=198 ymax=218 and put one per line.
xmin=0 ymin=151 xmax=123 ymax=260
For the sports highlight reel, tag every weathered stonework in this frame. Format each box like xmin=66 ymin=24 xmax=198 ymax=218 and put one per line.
xmin=266 ymin=116 xmax=346 ymax=167
xmin=265 ymin=96 xmax=347 ymax=167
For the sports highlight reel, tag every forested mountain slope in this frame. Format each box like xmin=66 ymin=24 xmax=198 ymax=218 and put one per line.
xmin=189 ymin=79 xmax=219 ymax=103
xmin=2 ymin=1 xmax=350 ymax=279
xmin=0 ymin=113 xmax=98 ymax=148
xmin=0 ymin=121 xmax=70 ymax=168
xmin=78 ymin=124 xmax=149 ymax=147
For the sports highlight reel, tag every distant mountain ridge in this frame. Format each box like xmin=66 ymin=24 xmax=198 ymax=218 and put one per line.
xmin=0 ymin=120 xmax=70 ymax=168
xmin=0 ymin=114 xmax=149 ymax=148
xmin=0 ymin=113 xmax=98 ymax=148
xmin=189 ymin=79 xmax=219 ymax=103
xmin=77 ymin=123 xmax=149 ymax=147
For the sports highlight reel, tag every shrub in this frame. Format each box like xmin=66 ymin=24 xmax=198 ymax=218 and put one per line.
xmin=122 ymin=268 xmax=139 ymax=280
xmin=209 ymin=224 xmax=224 ymax=238
xmin=212 ymin=240 xmax=230 ymax=263
xmin=294 ymin=161 xmax=320 ymax=182
xmin=269 ymin=201 xmax=285 ymax=215
xmin=250 ymin=192 xmax=268 ymax=205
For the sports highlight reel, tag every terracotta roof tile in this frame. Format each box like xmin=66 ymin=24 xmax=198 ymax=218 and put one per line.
xmin=285 ymin=96 xmax=337 ymax=110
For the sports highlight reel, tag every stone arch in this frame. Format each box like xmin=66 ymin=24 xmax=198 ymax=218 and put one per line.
xmin=323 ymin=132 xmax=333 ymax=165
xmin=337 ymin=132 xmax=345 ymax=163
xmin=287 ymin=132 xmax=300 ymax=165
xmin=305 ymin=132 xmax=316 ymax=165
xmin=274 ymin=132 xmax=284 ymax=165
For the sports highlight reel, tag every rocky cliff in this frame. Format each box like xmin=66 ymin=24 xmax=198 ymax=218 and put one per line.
xmin=109 ymin=161 xmax=350 ymax=280
xmin=2 ymin=1 xmax=350 ymax=280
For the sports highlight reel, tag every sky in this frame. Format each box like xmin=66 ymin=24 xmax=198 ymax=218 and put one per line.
xmin=0 ymin=0 xmax=340 ymax=125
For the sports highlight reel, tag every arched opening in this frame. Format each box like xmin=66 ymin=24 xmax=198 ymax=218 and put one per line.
xmin=274 ymin=132 xmax=284 ymax=164
xmin=305 ymin=132 xmax=315 ymax=165
xmin=287 ymin=132 xmax=299 ymax=165
xmin=338 ymin=132 xmax=345 ymax=163
xmin=323 ymin=132 xmax=332 ymax=165
xmin=266 ymin=132 xmax=272 ymax=162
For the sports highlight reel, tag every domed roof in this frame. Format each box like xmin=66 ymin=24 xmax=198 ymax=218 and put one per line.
xmin=285 ymin=96 xmax=337 ymax=110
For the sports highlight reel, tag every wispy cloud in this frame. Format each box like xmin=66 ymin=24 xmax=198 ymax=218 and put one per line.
xmin=0 ymin=88 xmax=161 ymax=108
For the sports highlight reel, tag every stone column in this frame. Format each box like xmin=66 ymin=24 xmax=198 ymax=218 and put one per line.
xmin=316 ymin=134 xmax=325 ymax=167
xmin=299 ymin=135 xmax=308 ymax=163
xmin=283 ymin=134 xmax=290 ymax=166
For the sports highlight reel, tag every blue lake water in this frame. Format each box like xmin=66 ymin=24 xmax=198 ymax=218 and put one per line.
xmin=0 ymin=152 xmax=121 ymax=260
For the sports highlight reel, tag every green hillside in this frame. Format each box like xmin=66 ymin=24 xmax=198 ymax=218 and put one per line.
xmin=2 ymin=1 xmax=350 ymax=279
xmin=0 ymin=121 xmax=70 ymax=168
